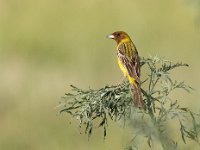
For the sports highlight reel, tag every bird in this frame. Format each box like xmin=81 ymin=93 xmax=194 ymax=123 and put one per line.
xmin=107 ymin=31 xmax=144 ymax=108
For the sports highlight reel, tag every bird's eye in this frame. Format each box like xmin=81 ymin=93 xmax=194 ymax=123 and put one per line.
xmin=117 ymin=33 xmax=120 ymax=37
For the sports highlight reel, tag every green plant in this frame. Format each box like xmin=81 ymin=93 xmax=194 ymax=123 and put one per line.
xmin=57 ymin=56 xmax=200 ymax=149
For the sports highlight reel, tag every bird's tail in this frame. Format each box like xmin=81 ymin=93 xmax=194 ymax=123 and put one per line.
xmin=131 ymin=83 xmax=144 ymax=108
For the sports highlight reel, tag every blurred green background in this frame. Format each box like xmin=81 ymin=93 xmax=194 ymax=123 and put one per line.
xmin=0 ymin=0 xmax=200 ymax=149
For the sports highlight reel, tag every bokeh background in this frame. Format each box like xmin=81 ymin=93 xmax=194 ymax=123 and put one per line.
xmin=0 ymin=0 xmax=200 ymax=149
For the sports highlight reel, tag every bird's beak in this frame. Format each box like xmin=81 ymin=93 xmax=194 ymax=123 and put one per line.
xmin=107 ymin=34 xmax=115 ymax=39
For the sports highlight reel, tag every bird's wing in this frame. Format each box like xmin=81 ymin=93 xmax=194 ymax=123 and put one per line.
xmin=118 ymin=49 xmax=140 ymax=84
xmin=133 ymin=51 xmax=140 ymax=77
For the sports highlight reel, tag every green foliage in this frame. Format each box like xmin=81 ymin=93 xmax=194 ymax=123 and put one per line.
xmin=57 ymin=56 xmax=200 ymax=149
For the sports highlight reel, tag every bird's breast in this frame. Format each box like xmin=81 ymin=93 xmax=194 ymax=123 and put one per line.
xmin=117 ymin=58 xmax=127 ymax=77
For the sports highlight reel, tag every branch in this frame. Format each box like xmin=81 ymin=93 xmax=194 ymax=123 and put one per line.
xmin=57 ymin=55 xmax=200 ymax=149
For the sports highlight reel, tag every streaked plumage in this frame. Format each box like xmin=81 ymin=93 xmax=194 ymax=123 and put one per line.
xmin=107 ymin=31 xmax=144 ymax=108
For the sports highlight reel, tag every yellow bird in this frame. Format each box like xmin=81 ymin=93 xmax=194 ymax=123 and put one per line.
xmin=107 ymin=31 xmax=144 ymax=108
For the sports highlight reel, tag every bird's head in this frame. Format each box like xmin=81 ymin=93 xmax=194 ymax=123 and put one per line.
xmin=107 ymin=31 xmax=131 ymax=44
